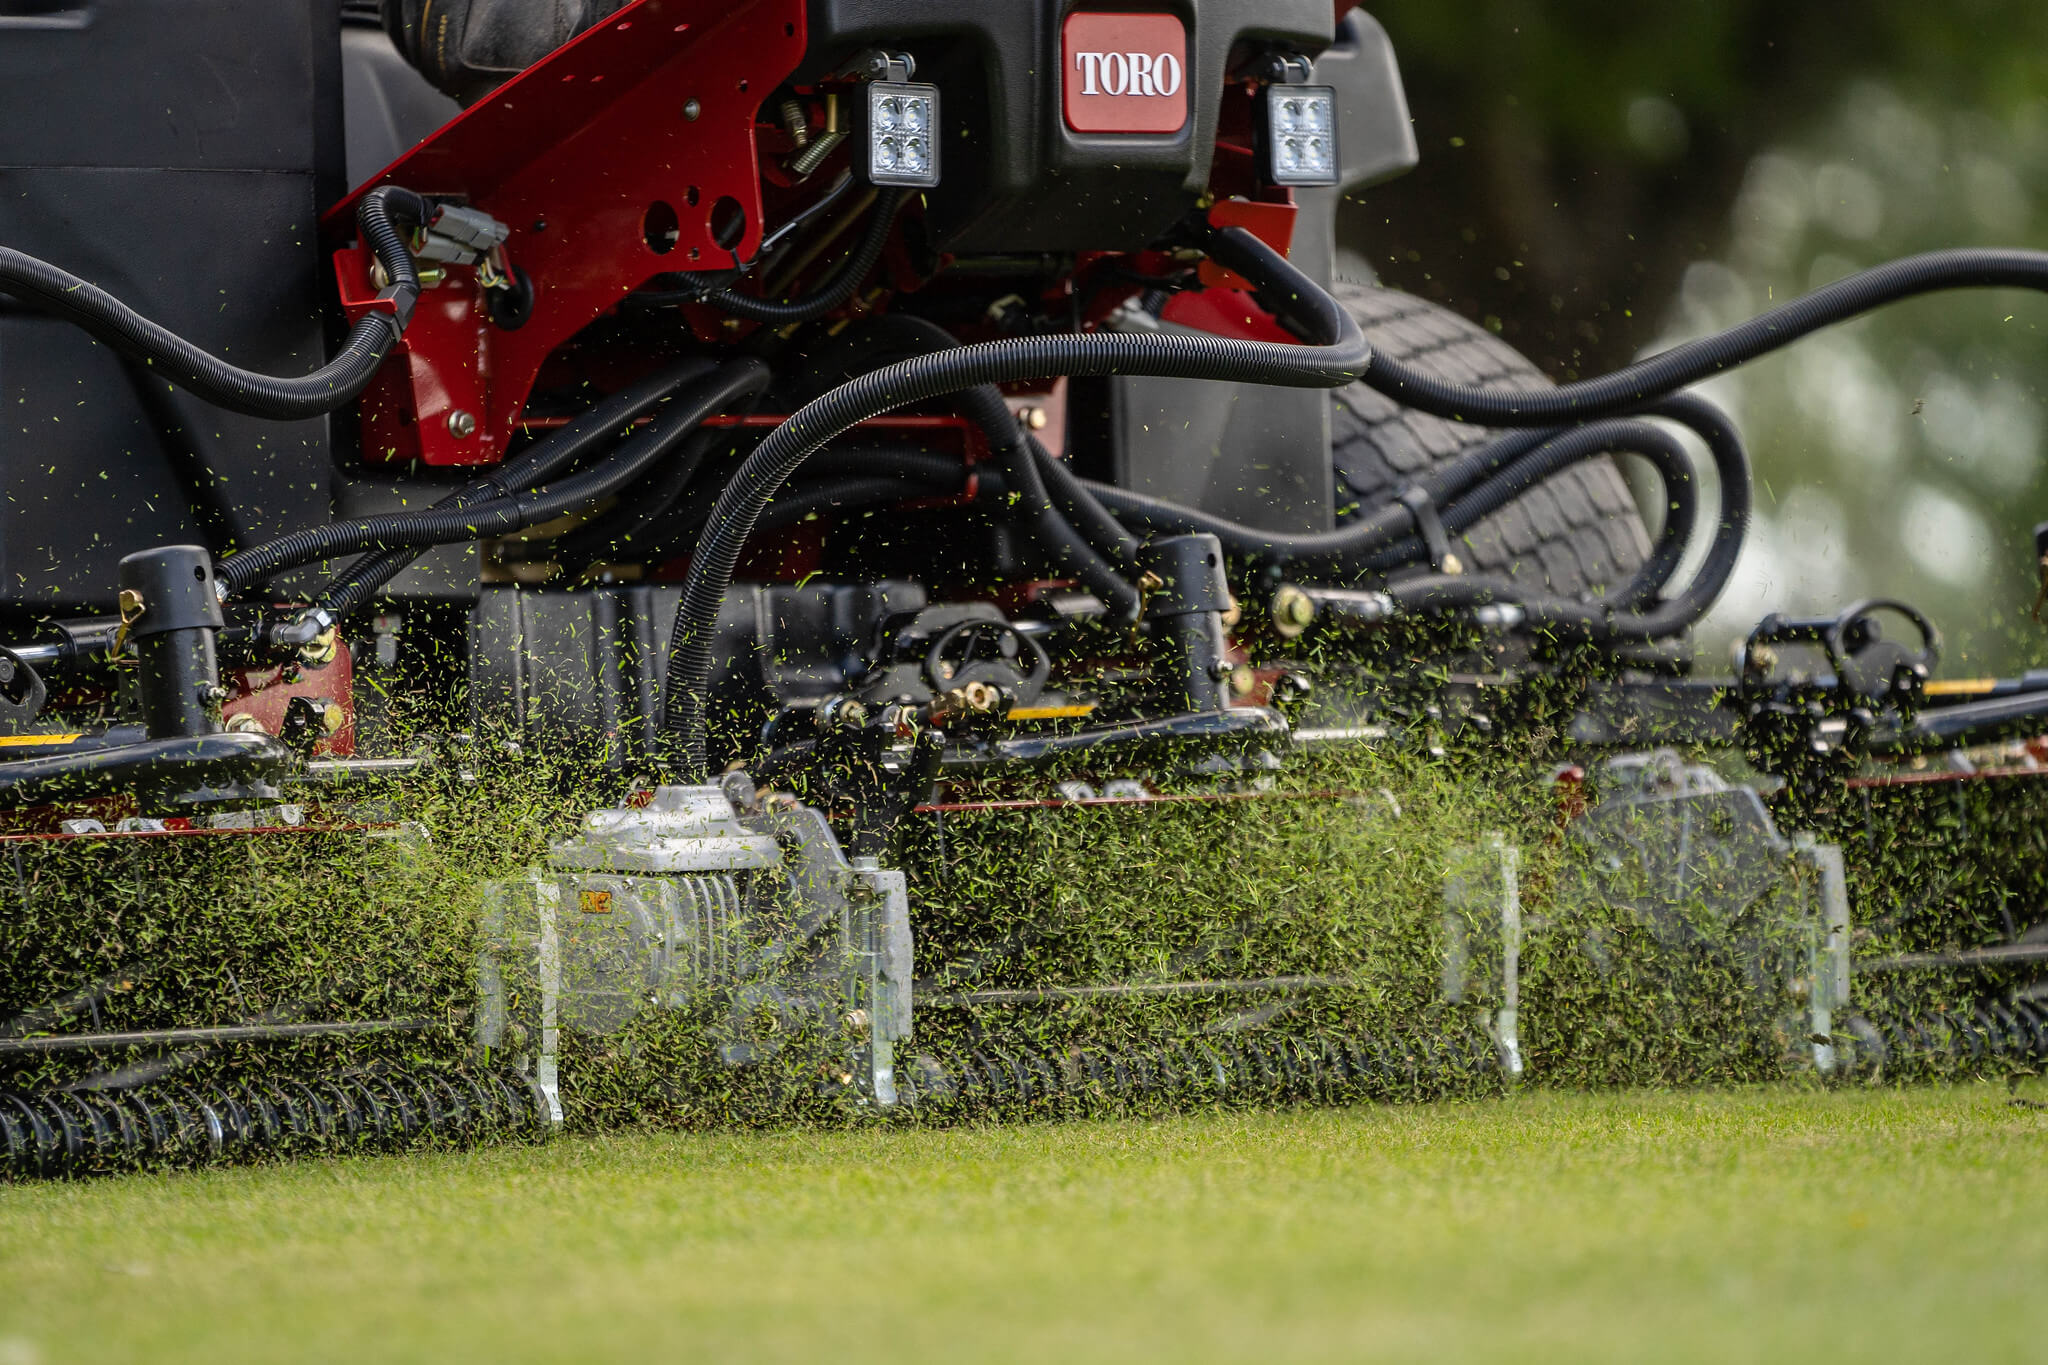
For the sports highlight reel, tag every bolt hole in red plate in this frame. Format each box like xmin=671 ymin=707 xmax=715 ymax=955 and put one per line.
xmin=1062 ymin=11 xmax=1189 ymax=134
xmin=324 ymin=0 xmax=806 ymax=466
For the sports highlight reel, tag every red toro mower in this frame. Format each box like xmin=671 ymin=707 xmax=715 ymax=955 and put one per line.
xmin=2 ymin=0 xmax=2045 ymax=1174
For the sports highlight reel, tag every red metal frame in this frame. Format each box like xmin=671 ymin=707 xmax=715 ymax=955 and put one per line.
xmin=916 ymin=789 xmax=1360 ymax=815
xmin=324 ymin=0 xmax=808 ymax=467
xmin=222 ymin=649 xmax=356 ymax=759
xmin=1846 ymin=763 xmax=2048 ymax=790
xmin=0 ymin=823 xmax=388 ymax=844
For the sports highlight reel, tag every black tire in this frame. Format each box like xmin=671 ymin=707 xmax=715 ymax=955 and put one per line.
xmin=1329 ymin=284 xmax=1651 ymax=600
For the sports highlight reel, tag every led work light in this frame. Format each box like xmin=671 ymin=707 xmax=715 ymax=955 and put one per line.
xmin=866 ymin=81 xmax=942 ymax=188
xmin=1261 ymin=83 xmax=1338 ymax=187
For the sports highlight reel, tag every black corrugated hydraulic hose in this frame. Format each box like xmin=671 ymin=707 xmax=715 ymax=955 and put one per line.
xmin=1081 ymin=417 xmax=1697 ymax=589
xmin=640 ymin=188 xmax=910 ymax=324
xmin=610 ymin=447 xmax=1014 ymax=567
xmin=829 ymin=311 xmax=1146 ymax=573
xmin=216 ymin=360 xmax=770 ymax=591
xmin=660 ymin=222 xmax=1372 ymax=776
xmin=1363 ymin=247 xmax=2048 ymax=426
xmin=0 ymin=187 xmax=427 ymax=421
xmin=1408 ymin=423 xmax=1697 ymax=610
xmin=1029 ymin=433 xmax=1143 ymax=567
xmin=951 ymin=381 xmax=1143 ymax=623
xmin=803 ymin=448 xmax=987 ymax=488
xmin=545 ymin=425 xmax=735 ymax=573
xmin=752 ymin=476 xmax=943 ymax=533
xmin=1378 ymin=393 xmax=1751 ymax=642
xmin=315 ymin=358 xmax=716 ymax=613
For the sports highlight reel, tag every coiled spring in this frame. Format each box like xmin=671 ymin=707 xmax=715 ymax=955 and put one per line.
xmin=0 ymin=1066 xmax=549 ymax=1180
xmin=903 ymin=1024 xmax=1500 ymax=1110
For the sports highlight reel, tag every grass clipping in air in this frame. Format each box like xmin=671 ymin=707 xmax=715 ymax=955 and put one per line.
xmin=1 ymin=734 xmax=2038 ymax=1157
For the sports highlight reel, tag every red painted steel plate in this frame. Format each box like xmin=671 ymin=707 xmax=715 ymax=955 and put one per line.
xmin=323 ymin=0 xmax=807 ymax=466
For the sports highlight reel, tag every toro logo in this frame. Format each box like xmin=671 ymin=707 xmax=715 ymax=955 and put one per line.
xmin=1062 ymin=11 xmax=1189 ymax=134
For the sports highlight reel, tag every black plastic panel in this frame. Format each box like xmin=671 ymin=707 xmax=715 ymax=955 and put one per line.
xmin=803 ymin=0 xmax=1334 ymax=251
xmin=0 ymin=0 xmax=344 ymax=615
xmin=340 ymin=23 xmax=462 ymax=189
xmin=1094 ymin=11 xmax=1417 ymax=534
xmin=468 ymin=581 xmax=926 ymax=767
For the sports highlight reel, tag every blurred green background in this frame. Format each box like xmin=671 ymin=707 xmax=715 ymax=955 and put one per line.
xmin=1345 ymin=2 xmax=2048 ymax=674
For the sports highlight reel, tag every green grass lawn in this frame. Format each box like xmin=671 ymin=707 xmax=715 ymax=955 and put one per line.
xmin=1 ymin=1083 xmax=2042 ymax=1363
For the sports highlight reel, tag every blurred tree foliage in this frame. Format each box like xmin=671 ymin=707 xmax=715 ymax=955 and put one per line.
xmin=1348 ymin=2 xmax=2048 ymax=671
xmin=1349 ymin=1 xmax=2048 ymax=374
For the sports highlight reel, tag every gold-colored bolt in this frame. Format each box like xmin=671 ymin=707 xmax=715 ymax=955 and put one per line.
xmin=113 ymin=588 xmax=146 ymax=654
xmin=1229 ymin=663 xmax=1259 ymax=699
xmin=299 ymin=627 xmax=339 ymax=669
xmin=370 ymin=261 xmax=443 ymax=290
xmin=1272 ymin=584 xmax=1316 ymax=638
xmin=320 ymin=702 xmax=346 ymax=734
xmin=779 ymin=96 xmax=811 ymax=148
xmin=931 ymin=685 xmax=1000 ymax=725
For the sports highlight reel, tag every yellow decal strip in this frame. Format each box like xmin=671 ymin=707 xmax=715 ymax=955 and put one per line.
xmin=1008 ymin=704 xmax=1098 ymax=721
xmin=1924 ymin=680 xmax=1998 ymax=697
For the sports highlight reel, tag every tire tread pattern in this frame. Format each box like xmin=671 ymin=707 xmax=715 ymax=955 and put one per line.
xmin=1328 ymin=283 xmax=1650 ymax=599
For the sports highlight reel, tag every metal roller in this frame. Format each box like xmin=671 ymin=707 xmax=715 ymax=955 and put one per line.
xmin=903 ymin=1023 xmax=1501 ymax=1111
xmin=0 ymin=1067 xmax=548 ymax=1180
xmin=1848 ymin=1000 xmax=2048 ymax=1074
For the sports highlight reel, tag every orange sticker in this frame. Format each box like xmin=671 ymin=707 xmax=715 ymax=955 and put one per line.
xmin=579 ymin=889 xmax=614 ymax=915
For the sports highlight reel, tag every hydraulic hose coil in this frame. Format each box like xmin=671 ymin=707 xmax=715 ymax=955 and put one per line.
xmin=316 ymin=357 xmax=719 ymax=614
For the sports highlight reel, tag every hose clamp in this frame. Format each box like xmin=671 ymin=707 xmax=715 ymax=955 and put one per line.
xmin=1395 ymin=486 xmax=1461 ymax=575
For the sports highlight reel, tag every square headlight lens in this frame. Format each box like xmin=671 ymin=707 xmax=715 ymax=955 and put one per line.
xmin=1263 ymin=84 xmax=1338 ymax=187
xmin=867 ymin=81 xmax=941 ymax=188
